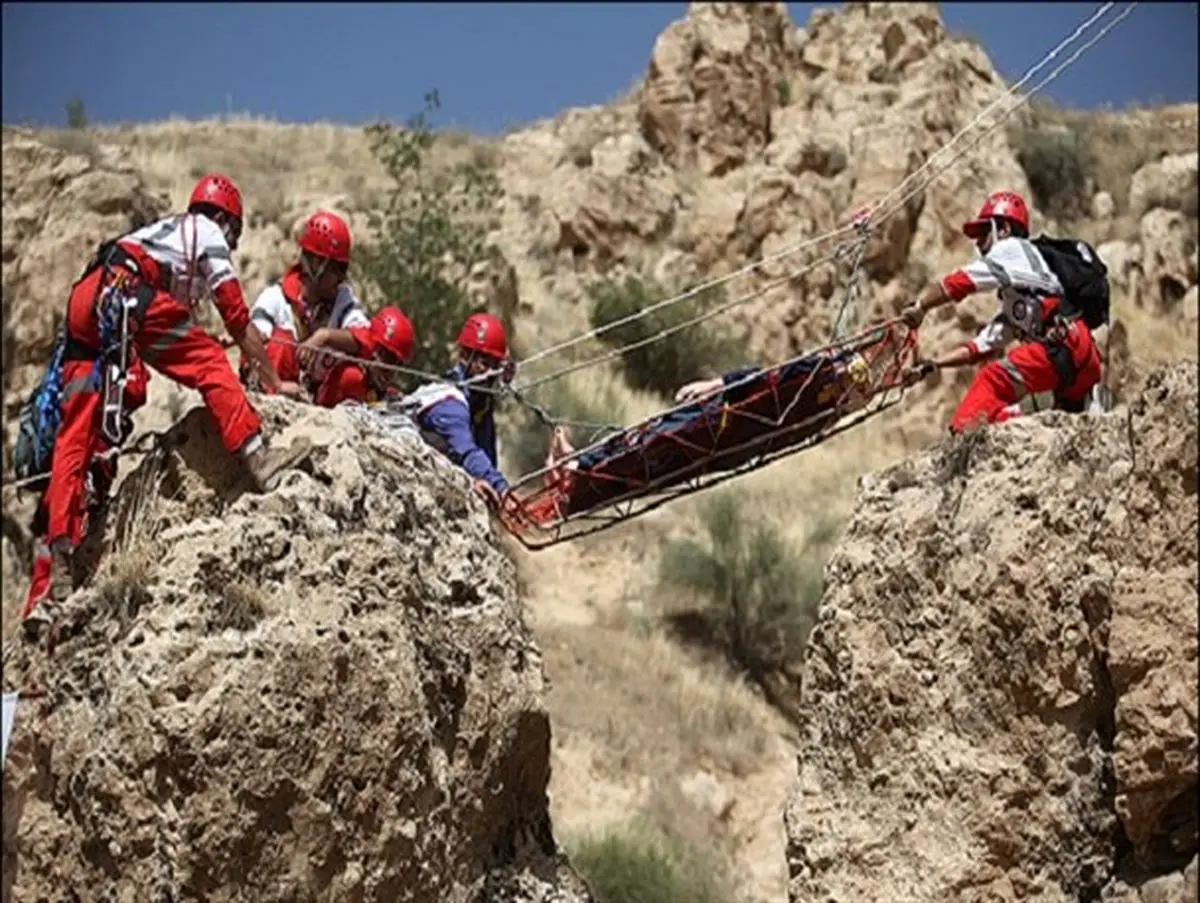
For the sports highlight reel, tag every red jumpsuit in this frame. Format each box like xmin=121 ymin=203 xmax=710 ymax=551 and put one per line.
xmin=244 ymin=265 xmax=375 ymax=400
xmin=937 ymin=236 xmax=1102 ymax=433
xmin=23 ymin=355 xmax=151 ymax=616
xmin=42 ymin=214 xmax=263 ymax=553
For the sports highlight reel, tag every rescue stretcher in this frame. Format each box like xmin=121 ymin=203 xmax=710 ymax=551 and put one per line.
xmin=498 ymin=318 xmax=920 ymax=550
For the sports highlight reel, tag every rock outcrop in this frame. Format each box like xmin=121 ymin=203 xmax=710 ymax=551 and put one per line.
xmin=786 ymin=362 xmax=1198 ymax=902
xmin=2 ymin=398 xmax=591 ymax=903
xmin=1 ymin=130 xmax=169 ymax=399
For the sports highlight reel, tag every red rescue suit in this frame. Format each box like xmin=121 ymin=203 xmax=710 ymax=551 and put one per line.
xmin=43 ymin=231 xmax=262 ymax=553
xmin=937 ymin=237 xmax=1102 ymax=434
xmin=23 ymin=355 xmax=151 ymax=616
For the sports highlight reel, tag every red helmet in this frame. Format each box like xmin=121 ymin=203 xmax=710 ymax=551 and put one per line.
xmin=371 ymin=306 xmax=414 ymax=362
xmin=298 ymin=210 xmax=352 ymax=264
xmin=962 ymin=190 xmax=1030 ymax=239
xmin=188 ymin=173 xmax=243 ymax=221
xmin=457 ymin=312 xmax=507 ymax=360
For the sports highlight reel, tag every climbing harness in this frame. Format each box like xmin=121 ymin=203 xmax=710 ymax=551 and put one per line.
xmin=96 ymin=277 xmax=142 ymax=447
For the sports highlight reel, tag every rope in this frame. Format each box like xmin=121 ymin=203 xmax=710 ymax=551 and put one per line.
xmin=863 ymin=2 xmax=1119 ymax=225
xmin=829 ymin=219 xmax=873 ymax=341
xmin=512 ymin=240 xmax=856 ymax=395
xmin=231 ymin=329 xmax=513 ymax=397
xmin=506 ymin=387 xmax=623 ymax=444
xmin=510 ymin=1 xmax=1126 ymax=376
xmin=872 ymin=2 xmax=1139 ymax=227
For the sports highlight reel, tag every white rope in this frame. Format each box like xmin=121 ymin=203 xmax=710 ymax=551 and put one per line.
xmin=224 ymin=330 xmax=512 ymax=396
xmin=511 ymin=0 xmax=1126 ymax=376
xmin=873 ymin=0 xmax=1141 ymax=226
xmin=513 ymin=242 xmax=853 ymax=394
xmin=862 ymin=1 xmax=1118 ymax=223
xmin=514 ymin=224 xmax=858 ymax=371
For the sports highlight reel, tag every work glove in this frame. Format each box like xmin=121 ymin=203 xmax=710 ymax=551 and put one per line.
xmin=900 ymin=303 xmax=925 ymax=328
xmin=902 ymin=360 xmax=936 ymax=387
xmin=472 ymin=479 xmax=502 ymax=510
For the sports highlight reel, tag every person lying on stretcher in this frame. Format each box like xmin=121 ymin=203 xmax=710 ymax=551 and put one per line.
xmin=541 ymin=341 xmax=879 ymax=497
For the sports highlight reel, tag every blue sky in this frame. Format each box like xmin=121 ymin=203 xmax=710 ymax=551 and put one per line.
xmin=2 ymin=3 xmax=1196 ymax=134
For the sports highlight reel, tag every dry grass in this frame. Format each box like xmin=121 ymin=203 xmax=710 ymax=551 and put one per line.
xmin=95 ymin=540 xmax=157 ymax=623
xmin=209 ymin=581 xmax=268 ymax=633
xmin=78 ymin=115 xmax=502 ymax=219
xmin=38 ymin=128 xmax=103 ymax=164
xmin=1015 ymin=98 xmax=1199 ymax=225
xmin=542 ymin=624 xmax=776 ymax=779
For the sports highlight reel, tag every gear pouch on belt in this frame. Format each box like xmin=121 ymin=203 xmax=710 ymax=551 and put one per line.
xmin=1000 ymin=287 xmax=1044 ymax=339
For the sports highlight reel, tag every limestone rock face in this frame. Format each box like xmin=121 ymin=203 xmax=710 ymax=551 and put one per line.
xmin=786 ymin=362 xmax=1198 ymax=902
xmin=1128 ymin=152 xmax=1199 ymax=218
xmin=639 ymin=2 xmax=796 ymax=177
xmin=1 ymin=129 xmax=169 ymax=397
xmin=2 ymin=398 xmax=592 ymax=903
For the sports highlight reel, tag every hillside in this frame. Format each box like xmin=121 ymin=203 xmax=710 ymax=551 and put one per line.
xmin=3 ymin=3 xmax=1197 ymax=901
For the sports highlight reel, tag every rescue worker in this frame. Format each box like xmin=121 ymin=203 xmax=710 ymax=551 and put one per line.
xmin=402 ymin=312 xmax=511 ymax=507
xmin=313 ymin=306 xmax=415 ymax=407
xmin=23 ymin=354 xmax=151 ymax=626
xmin=900 ymin=190 xmax=1103 ymax=433
xmin=243 ymin=210 xmax=375 ymax=401
xmin=42 ymin=173 xmax=312 ymax=604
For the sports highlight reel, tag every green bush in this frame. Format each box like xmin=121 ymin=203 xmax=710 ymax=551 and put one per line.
xmin=658 ymin=492 xmax=823 ymax=686
xmin=1014 ymin=125 xmax=1093 ymax=222
xmin=571 ymin=821 xmax=725 ymax=903
xmin=587 ymin=276 xmax=743 ymax=400
xmin=354 ymin=90 xmax=503 ymax=384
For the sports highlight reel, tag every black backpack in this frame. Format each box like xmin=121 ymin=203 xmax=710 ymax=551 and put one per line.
xmin=1031 ymin=235 xmax=1110 ymax=330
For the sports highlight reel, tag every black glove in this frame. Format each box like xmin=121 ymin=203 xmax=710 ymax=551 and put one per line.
xmin=904 ymin=360 xmax=937 ymax=386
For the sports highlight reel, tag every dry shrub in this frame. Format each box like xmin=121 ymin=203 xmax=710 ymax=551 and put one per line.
xmin=1014 ymin=123 xmax=1093 ymax=222
xmin=209 ymin=581 xmax=267 ymax=633
xmin=95 ymin=541 xmax=156 ymax=623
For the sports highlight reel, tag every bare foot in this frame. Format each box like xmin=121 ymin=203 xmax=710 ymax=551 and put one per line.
xmin=545 ymin=426 xmax=579 ymax=490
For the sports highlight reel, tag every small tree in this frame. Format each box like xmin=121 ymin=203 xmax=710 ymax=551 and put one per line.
xmin=1014 ymin=124 xmax=1093 ymax=222
xmin=354 ymin=90 xmax=503 ymax=382
xmin=65 ymin=97 xmax=88 ymax=130
xmin=587 ymin=276 xmax=743 ymax=400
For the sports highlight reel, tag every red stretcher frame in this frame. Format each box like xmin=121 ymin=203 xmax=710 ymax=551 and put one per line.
xmin=498 ymin=318 xmax=921 ymax=550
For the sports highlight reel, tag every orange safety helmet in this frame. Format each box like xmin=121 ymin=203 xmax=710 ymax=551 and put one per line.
xmin=456 ymin=312 xmax=507 ymax=360
xmin=962 ymin=190 xmax=1030 ymax=240
xmin=371 ymin=306 xmax=415 ymax=362
xmin=298 ymin=210 xmax=352 ymax=264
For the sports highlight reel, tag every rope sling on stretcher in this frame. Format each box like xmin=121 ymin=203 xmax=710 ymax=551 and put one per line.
xmin=485 ymin=0 xmax=1141 ymax=548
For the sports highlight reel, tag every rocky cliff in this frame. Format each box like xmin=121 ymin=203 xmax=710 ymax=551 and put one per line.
xmin=787 ymin=361 xmax=1198 ymax=902
xmin=1 ymin=3 xmax=1197 ymax=900
xmin=2 ymin=398 xmax=591 ymax=903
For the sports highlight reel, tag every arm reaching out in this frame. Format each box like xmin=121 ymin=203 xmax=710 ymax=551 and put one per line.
xmin=422 ymin=399 xmax=510 ymax=495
